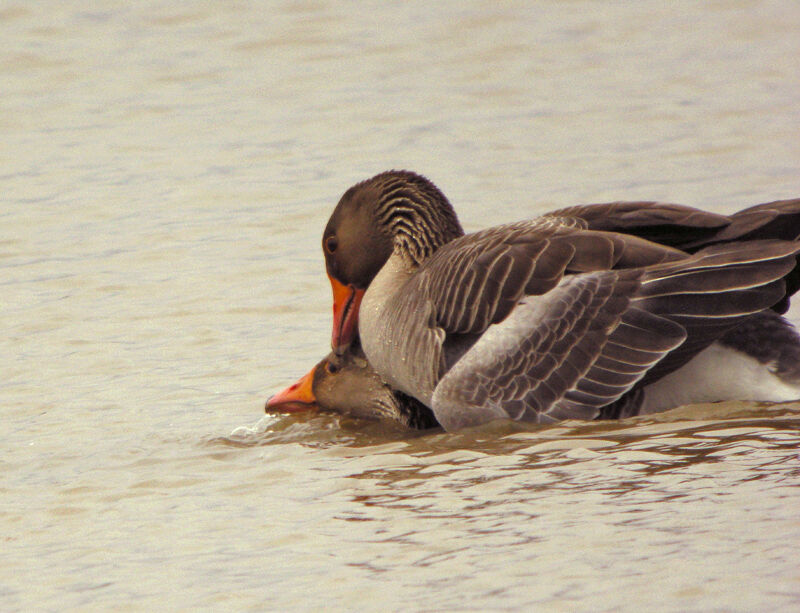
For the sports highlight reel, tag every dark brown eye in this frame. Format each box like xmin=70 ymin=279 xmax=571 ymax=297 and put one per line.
xmin=325 ymin=361 xmax=340 ymax=374
xmin=324 ymin=236 xmax=338 ymax=254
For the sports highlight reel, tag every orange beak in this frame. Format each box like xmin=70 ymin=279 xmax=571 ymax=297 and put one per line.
xmin=329 ymin=274 xmax=364 ymax=355
xmin=265 ymin=366 xmax=318 ymax=413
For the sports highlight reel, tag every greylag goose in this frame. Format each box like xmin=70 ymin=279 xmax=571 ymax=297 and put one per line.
xmin=265 ymin=347 xmax=439 ymax=429
xmin=318 ymin=170 xmax=800 ymax=431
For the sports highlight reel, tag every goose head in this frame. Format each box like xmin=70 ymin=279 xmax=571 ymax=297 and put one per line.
xmin=322 ymin=170 xmax=464 ymax=354
xmin=265 ymin=349 xmax=439 ymax=429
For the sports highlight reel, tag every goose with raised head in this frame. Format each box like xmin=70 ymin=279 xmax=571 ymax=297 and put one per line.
xmin=324 ymin=179 xmax=800 ymax=358
xmin=315 ymin=171 xmax=800 ymax=431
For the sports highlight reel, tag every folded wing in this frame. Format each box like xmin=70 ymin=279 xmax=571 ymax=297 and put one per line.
xmin=424 ymin=238 xmax=799 ymax=430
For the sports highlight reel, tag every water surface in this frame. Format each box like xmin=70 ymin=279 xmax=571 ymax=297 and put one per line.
xmin=3 ymin=2 xmax=800 ymax=610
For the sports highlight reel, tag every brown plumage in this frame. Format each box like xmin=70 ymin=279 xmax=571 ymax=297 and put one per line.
xmin=293 ymin=171 xmax=800 ymax=431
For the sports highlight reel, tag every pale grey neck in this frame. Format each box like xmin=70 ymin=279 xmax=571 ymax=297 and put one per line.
xmin=360 ymin=252 xmax=415 ymax=387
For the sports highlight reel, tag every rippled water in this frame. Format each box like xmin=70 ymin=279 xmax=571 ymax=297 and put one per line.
xmin=3 ymin=1 xmax=800 ymax=610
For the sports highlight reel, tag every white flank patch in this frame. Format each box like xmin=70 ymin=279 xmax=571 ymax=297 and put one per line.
xmin=641 ymin=342 xmax=800 ymax=413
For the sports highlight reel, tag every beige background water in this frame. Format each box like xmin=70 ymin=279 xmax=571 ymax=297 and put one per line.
xmin=3 ymin=1 xmax=800 ymax=610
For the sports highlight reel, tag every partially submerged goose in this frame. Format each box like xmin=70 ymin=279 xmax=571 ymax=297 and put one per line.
xmin=265 ymin=347 xmax=439 ymax=429
xmin=268 ymin=307 xmax=800 ymax=427
xmin=312 ymin=170 xmax=800 ymax=431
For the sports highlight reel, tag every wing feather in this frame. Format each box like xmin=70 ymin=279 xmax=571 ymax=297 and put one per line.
xmin=418 ymin=219 xmax=685 ymax=337
xmin=377 ymin=209 xmax=799 ymax=430
xmin=427 ymin=240 xmax=799 ymax=430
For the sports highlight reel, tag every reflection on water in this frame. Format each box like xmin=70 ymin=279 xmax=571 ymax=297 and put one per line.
xmin=209 ymin=403 xmax=800 ymax=610
xmin=3 ymin=0 xmax=800 ymax=610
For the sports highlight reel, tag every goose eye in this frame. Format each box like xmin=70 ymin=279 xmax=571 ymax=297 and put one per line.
xmin=325 ymin=362 xmax=340 ymax=374
xmin=324 ymin=236 xmax=338 ymax=254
